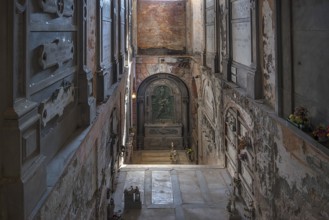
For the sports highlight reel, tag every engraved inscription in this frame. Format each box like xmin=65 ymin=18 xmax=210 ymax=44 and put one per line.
xmin=232 ymin=0 xmax=250 ymax=20
xmin=40 ymin=81 xmax=75 ymax=126
xmin=232 ymin=22 xmax=251 ymax=66
xmin=149 ymin=128 xmax=178 ymax=135
xmin=39 ymin=39 xmax=74 ymax=70
xmin=40 ymin=0 xmax=74 ymax=17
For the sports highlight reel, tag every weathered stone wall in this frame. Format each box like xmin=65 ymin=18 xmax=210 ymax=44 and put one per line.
xmin=194 ymin=0 xmax=329 ymax=218
xmin=191 ymin=0 xmax=204 ymax=55
xmin=35 ymin=73 xmax=128 ymax=219
xmin=197 ymin=62 xmax=329 ymax=218
xmin=137 ymin=0 xmax=186 ymax=55
xmin=197 ymin=67 xmax=224 ymax=166
xmin=261 ymin=0 xmax=276 ymax=108
xmin=221 ymin=82 xmax=329 ymax=219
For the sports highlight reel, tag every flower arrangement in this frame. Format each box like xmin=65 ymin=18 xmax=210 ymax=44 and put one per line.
xmin=238 ymin=136 xmax=249 ymax=150
xmin=288 ymin=106 xmax=310 ymax=129
xmin=312 ymin=125 xmax=329 ymax=142
xmin=185 ymin=147 xmax=194 ymax=161
xmin=186 ymin=147 xmax=193 ymax=155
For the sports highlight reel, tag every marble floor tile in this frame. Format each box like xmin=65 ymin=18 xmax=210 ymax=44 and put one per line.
xmin=112 ymin=165 xmax=232 ymax=220
xmin=152 ymin=171 xmax=174 ymax=205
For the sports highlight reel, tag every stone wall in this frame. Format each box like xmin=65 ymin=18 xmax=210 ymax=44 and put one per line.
xmin=137 ymin=0 xmax=186 ymax=55
xmin=0 ymin=0 xmax=131 ymax=219
xmin=193 ymin=0 xmax=329 ymax=219
xmin=35 ymin=73 xmax=128 ymax=219
xmin=197 ymin=61 xmax=329 ymax=218
xmin=220 ymin=80 xmax=329 ymax=219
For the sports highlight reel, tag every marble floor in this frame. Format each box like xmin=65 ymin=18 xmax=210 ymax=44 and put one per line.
xmin=111 ymin=165 xmax=232 ymax=220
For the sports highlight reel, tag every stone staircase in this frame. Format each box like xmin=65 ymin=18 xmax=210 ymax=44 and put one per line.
xmin=131 ymin=150 xmax=191 ymax=164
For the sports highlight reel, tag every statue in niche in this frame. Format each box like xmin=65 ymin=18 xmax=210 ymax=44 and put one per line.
xmin=152 ymin=85 xmax=174 ymax=120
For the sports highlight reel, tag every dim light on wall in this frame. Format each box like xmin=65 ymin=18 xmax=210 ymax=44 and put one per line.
xmin=131 ymin=92 xmax=136 ymax=99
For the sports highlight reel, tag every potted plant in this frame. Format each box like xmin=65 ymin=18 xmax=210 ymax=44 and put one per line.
xmin=288 ymin=106 xmax=310 ymax=130
xmin=185 ymin=147 xmax=194 ymax=161
xmin=312 ymin=125 xmax=328 ymax=143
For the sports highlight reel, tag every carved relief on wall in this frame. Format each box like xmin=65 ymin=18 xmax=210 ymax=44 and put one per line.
xmin=144 ymin=78 xmax=180 ymax=124
xmin=40 ymin=0 xmax=74 ymax=17
xmin=151 ymin=85 xmax=174 ymax=121
xmin=39 ymin=39 xmax=74 ymax=70
xmin=39 ymin=81 xmax=75 ymax=126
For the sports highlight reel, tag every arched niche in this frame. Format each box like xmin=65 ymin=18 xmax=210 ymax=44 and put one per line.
xmin=137 ymin=73 xmax=189 ymax=150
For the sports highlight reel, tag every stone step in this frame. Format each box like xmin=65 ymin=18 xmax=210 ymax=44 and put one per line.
xmin=141 ymin=150 xmax=186 ymax=157
xmin=131 ymin=150 xmax=192 ymax=165
xmin=140 ymin=154 xmax=190 ymax=165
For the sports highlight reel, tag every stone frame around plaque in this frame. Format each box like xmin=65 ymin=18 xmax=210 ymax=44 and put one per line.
xmin=225 ymin=0 xmax=261 ymax=99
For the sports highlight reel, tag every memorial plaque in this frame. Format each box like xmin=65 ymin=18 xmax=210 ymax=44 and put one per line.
xmin=232 ymin=0 xmax=250 ymax=20
xmin=101 ymin=0 xmax=112 ymax=64
xmin=103 ymin=0 xmax=111 ymax=19
xmin=206 ymin=0 xmax=215 ymax=8
xmin=206 ymin=25 xmax=215 ymax=52
xmin=232 ymin=22 xmax=251 ymax=66
xmin=206 ymin=9 xmax=215 ymax=24
xmin=102 ymin=20 xmax=112 ymax=63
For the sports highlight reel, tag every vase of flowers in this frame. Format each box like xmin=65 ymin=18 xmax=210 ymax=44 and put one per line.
xmin=312 ymin=125 xmax=329 ymax=143
xmin=288 ymin=106 xmax=310 ymax=131
xmin=185 ymin=147 xmax=194 ymax=161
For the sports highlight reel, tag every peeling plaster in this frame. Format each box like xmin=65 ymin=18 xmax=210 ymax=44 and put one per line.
xmin=275 ymin=126 xmax=308 ymax=190
xmin=262 ymin=0 xmax=276 ymax=107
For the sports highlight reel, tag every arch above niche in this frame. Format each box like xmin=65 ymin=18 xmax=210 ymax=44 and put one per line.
xmin=136 ymin=73 xmax=190 ymax=150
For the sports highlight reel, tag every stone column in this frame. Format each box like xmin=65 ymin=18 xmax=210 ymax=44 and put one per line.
xmin=137 ymin=97 xmax=144 ymax=150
